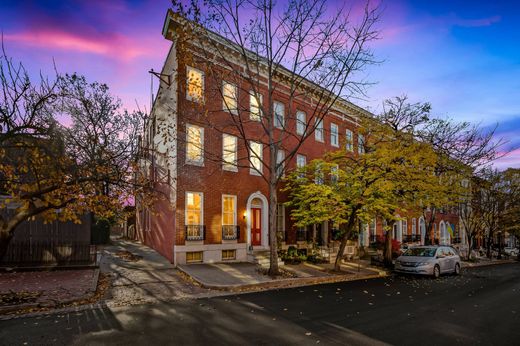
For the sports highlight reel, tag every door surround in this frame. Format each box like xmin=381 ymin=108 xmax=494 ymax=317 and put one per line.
xmin=246 ymin=191 xmax=269 ymax=249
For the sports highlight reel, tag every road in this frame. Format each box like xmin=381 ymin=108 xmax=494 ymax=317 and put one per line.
xmin=1 ymin=263 xmax=519 ymax=345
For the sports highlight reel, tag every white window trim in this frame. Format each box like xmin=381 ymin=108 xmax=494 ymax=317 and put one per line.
xmin=274 ymin=101 xmax=285 ymax=129
xmin=250 ymin=91 xmax=262 ymax=121
xmin=185 ymin=124 xmax=204 ymax=166
xmin=330 ymin=123 xmax=339 ymax=147
xmin=296 ymin=154 xmax=307 ymax=168
xmin=222 ymin=134 xmax=238 ymax=172
xmin=186 ymin=66 xmax=204 ymax=103
xmin=296 ymin=110 xmax=306 ymax=135
xmin=222 ymin=194 xmax=237 ymax=226
xmin=185 ymin=191 xmax=204 ymax=227
xmin=315 ymin=118 xmax=324 ymax=142
xmin=249 ymin=141 xmax=263 ymax=176
xmin=222 ymin=81 xmax=238 ymax=115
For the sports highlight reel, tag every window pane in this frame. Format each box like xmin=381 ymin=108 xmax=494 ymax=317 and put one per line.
xmin=276 ymin=150 xmax=284 ymax=177
xmin=250 ymin=141 xmax=262 ymax=173
xmin=223 ymin=82 xmax=238 ymax=114
xmin=358 ymin=134 xmax=365 ymax=154
xmin=250 ymin=91 xmax=262 ymax=121
xmin=315 ymin=118 xmax=324 ymax=141
xmin=331 ymin=123 xmax=338 ymax=147
xmin=187 ymin=67 xmax=203 ymax=102
xmin=296 ymin=111 xmax=306 ymax=135
xmin=346 ymin=129 xmax=353 ymax=151
xmin=274 ymin=102 xmax=284 ymax=129
xmin=222 ymin=134 xmax=237 ymax=170
xmin=186 ymin=192 xmax=202 ymax=225
xmin=222 ymin=196 xmax=236 ymax=225
xmin=186 ymin=125 xmax=203 ymax=163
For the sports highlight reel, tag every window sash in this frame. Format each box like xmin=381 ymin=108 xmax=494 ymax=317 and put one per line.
xmin=296 ymin=154 xmax=306 ymax=168
xmin=250 ymin=91 xmax=262 ymax=121
xmin=186 ymin=192 xmax=203 ymax=225
xmin=331 ymin=123 xmax=339 ymax=147
xmin=222 ymin=134 xmax=237 ymax=171
xmin=358 ymin=134 xmax=365 ymax=154
xmin=276 ymin=150 xmax=285 ymax=177
xmin=249 ymin=141 xmax=262 ymax=174
xmin=296 ymin=111 xmax=306 ymax=135
xmin=274 ymin=102 xmax=285 ymax=129
xmin=315 ymin=118 xmax=324 ymax=142
xmin=222 ymin=195 xmax=237 ymax=226
xmin=186 ymin=124 xmax=203 ymax=164
xmin=222 ymin=81 xmax=238 ymax=114
xmin=276 ymin=204 xmax=285 ymax=236
xmin=186 ymin=66 xmax=204 ymax=102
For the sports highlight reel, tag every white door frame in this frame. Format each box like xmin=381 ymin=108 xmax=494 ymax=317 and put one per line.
xmin=246 ymin=191 xmax=269 ymax=250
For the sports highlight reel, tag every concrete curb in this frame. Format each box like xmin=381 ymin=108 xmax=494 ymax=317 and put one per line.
xmin=176 ymin=265 xmax=388 ymax=292
xmin=462 ymin=259 xmax=517 ymax=269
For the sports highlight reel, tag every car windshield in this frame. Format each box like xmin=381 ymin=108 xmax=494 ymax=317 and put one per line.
xmin=403 ymin=248 xmax=436 ymax=257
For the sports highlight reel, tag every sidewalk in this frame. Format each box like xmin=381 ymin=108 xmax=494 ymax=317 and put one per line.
xmin=99 ymin=238 xmax=216 ymax=307
xmin=461 ymin=258 xmax=516 ymax=268
xmin=178 ymin=259 xmax=387 ymax=291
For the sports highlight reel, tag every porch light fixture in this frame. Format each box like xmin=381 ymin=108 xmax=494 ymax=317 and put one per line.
xmin=243 ymin=211 xmax=247 ymax=220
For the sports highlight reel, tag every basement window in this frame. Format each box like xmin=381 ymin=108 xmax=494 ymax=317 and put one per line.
xmin=186 ymin=251 xmax=203 ymax=263
xmin=222 ymin=249 xmax=236 ymax=261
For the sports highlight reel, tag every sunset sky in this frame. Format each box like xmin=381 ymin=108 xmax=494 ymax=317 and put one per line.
xmin=1 ymin=0 xmax=519 ymax=169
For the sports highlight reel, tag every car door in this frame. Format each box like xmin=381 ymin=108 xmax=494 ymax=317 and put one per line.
xmin=446 ymin=248 xmax=456 ymax=272
xmin=437 ymin=248 xmax=450 ymax=273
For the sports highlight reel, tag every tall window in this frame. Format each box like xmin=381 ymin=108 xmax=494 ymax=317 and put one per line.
xmin=370 ymin=219 xmax=376 ymax=242
xmin=186 ymin=192 xmax=203 ymax=225
xmin=330 ymin=123 xmax=339 ymax=147
xmin=186 ymin=66 xmax=204 ymax=102
xmin=358 ymin=133 xmax=365 ymax=154
xmin=402 ymin=220 xmax=408 ymax=238
xmin=249 ymin=141 xmax=262 ymax=175
xmin=274 ymin=101 xmax=285 ymax=129
xmin=277 ymin=204 xmax=285 ymax=241
xmin=315 ymin=163 xmax=324 ymax=185
xmin=276 ymin=150 xmax=285 ymax=177
xmin=345 ymin=129 xmax=353 ymax=151
xmin=296 ymin=154 xmax=306 ymax=178
xmin=222 ymin=81 xmax=238 ymax=114
xmin=222 ymin=195 xmax=236 ymax=226
xmin=250 ymin=91 xmax=262 ymax=121
xmin=296 ymin=111 xmax=306 ymax=135
xmin=186 ymin=124 xmax=203 ymax=165
xmin=412 ymin=218 xmax=417 ymax=236
xmin=222 ymin=134 xmax=237 ymax=171
xmin=330 ymin=164 xmax=339 ymax=184
xmin=315 ymin=118 xmax=324 ymax=142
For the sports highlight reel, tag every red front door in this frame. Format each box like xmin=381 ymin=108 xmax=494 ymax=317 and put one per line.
xmin=251 ymin=207 xmax=262 ymax=246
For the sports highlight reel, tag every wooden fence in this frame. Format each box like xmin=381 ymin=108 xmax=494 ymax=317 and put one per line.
xmin=2 ymin=241 xmax=96 ymax=266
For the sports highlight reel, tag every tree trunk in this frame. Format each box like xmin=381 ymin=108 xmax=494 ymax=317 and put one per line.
xmin=383 ymin=226 xmax=393 ymax=267
xmin=0 ymin=229 xmax=14 ymax=262
xmin=333 ymin=212 xmax=357 ymax=272
xmin=268 ymin=179 xmax=280 ymax=276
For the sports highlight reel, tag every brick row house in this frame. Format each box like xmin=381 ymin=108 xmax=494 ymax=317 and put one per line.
xmin=136 ymin=10 xmax=465 ymax=265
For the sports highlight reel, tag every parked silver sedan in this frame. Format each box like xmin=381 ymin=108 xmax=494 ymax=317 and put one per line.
xmin=394 ymin=246 xmax=461 ymax=278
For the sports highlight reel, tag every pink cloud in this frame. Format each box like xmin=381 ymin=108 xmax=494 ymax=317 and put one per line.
xmin=4 ymin=30 xmax=155 ymax=62
xmin=494 ymin=148 xmax=520 ymax=170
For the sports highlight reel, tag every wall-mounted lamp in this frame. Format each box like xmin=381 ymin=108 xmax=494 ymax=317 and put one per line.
xmin=243 ymin=211 xmax=247 ymax=220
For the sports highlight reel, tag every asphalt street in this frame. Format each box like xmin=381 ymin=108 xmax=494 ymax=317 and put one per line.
xmin=1 ymin=263 xmax=519 ymax=345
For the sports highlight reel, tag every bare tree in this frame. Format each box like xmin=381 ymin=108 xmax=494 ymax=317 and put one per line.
xmin=170 ymin=0 xmax=380 ymax=275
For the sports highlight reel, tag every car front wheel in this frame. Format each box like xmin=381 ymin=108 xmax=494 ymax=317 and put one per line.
xmin=454 ymin=263 xmax=461 ymax=275
xmin=433 ymin=265 xmax=440 ymax=279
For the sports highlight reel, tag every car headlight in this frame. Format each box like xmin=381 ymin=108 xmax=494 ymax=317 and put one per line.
xmin=415 ymin=262 xmax=430 ymax=267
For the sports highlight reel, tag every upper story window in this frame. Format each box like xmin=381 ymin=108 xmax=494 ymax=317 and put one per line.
xmin=330 ymin=123 xmax=339 ymax=147
xmin=222 ymin=134 xmax=237 ymax=171
xmin=186 ymin=124 xmax=204 ymax=165
xmin=249 ymin=141 xmax=263 ymax=175
xmin=315 ymin=118 xmax=324 ymax=142
xmin=222 ymin=195 xmax=237 ymax=226
xmin=296 ymin=111 xmax=306 ymax=135
xmin=358 ymin=134 xmax=365 ymax=154
xmin=186 ymin=192 xmax=203 ymax=225
xmin=345 ymin=129 xmax=353 ymax=152
xmin=222 ymin=81 xmax=238 ymax=114
xmin=276 ymin=150 xmax=285 ymax=177
xmin=330 ymin=164 xmax=339 ymax=183
xmin=186 ymin=66 xmax=204 ymax=102
xmin=250 ymin=91 xmax=262 ymax=121
xmin=273 ymin=101 xmax=285 ymax=129
xmin=296 ymin=154 xmax=306 ymax=178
